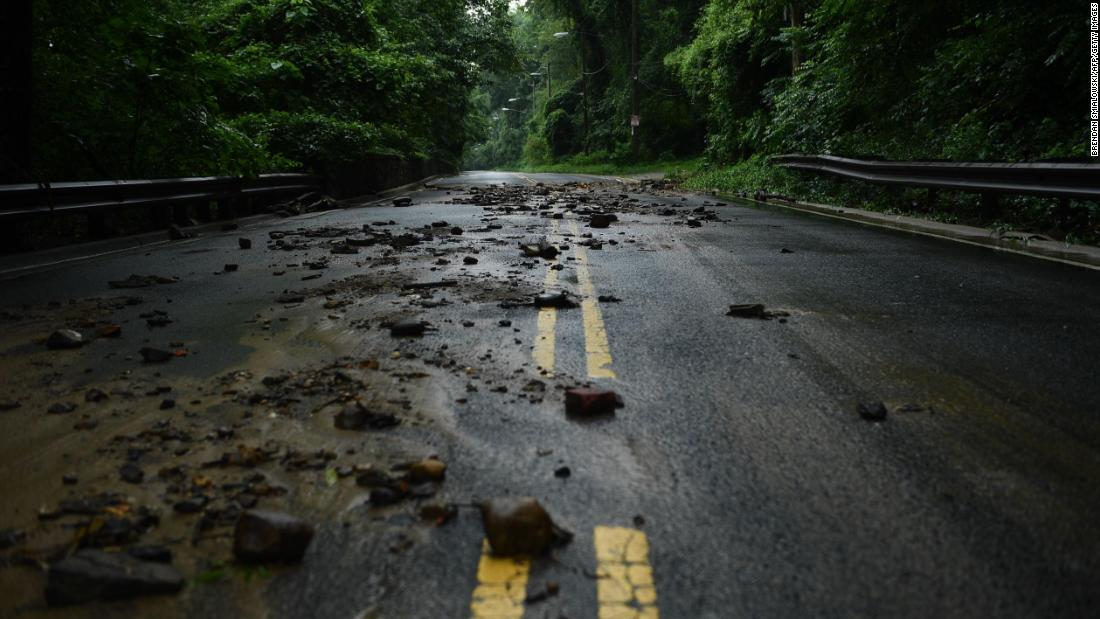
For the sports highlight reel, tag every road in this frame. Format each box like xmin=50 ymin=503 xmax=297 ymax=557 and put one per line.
xmin=1 ymin=170 xmax=1098 ymax=618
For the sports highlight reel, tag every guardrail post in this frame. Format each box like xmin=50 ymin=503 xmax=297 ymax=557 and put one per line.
xmin=152 ymin=204 xmax=172 ymax=229
xmin=87 ymin=210 xmax=110 ymax=239
xmin=925 ymin=188 xmax=938 ymax=212
xmin=196 ymin=201 xmax=215 ymax=223
xmin=171 ymin=204 xmax=191 ymax=227
xmin=981 ymin=192 xmax=1001 ymax=218
xmin=217 ymin=197 xmax=236 ymax=221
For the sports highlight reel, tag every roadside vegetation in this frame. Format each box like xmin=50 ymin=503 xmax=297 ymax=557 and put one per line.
xmin=25 ymin=0 xmax=515 ymax=181
xmin=11 ymin=0 xmax=1096 ymax=242
xmin=466 ymin=0 xmax=1096 ymax=243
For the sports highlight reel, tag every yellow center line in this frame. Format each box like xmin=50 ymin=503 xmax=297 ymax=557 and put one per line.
xmin=594 ymin=527 xmax=660 ymax=619
xmin=569 ymin=220 xmax=616 ymax=379
xmin=470 ymin=540 xmax=532 ymax=619
xmin=532 ymin=220 xmax=560 ymax=376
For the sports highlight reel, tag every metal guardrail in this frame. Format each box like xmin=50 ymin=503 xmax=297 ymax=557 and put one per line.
xmin=771 ymin=155 xmax=1100 ymax=201
xmin=0 ymin=173 xmax=322 ymax=219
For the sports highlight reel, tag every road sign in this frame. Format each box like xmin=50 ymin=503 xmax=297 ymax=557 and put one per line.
xmin=630 ymin=114 xmax=640 ymax=127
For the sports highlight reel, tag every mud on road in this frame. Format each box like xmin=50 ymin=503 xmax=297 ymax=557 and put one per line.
xmin=0 ymin=177 xmax=710 ymax=617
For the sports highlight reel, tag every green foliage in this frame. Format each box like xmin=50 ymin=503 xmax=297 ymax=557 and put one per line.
xmin=31 ymin=0 xmax=517 ymax=180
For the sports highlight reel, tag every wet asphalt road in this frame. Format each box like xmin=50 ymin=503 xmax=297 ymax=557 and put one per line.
xmin=2 ymin=169 xmax=1100 ymax=618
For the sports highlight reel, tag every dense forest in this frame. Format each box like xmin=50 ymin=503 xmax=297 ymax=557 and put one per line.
xmin=2 ymin=0 xmax=1095 ymax=238
xmin=12 ymin=0 xmax=514 ymax=182
xmin=468 ymin=0 xmax=1088 ymax=169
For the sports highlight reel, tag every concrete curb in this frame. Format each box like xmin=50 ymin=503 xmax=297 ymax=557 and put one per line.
xmin=712 ymin=193 xmax=1100 ymax=272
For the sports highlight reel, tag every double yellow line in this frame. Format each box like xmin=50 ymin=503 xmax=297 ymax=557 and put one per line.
xmin=533 ymin=219 xmax=617 ymax=379
xmin=470 ymin=527 xmax=660 ymax=619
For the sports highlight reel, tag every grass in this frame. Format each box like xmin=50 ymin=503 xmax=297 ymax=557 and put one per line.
xmin=505 ymin=155 xmax=703 ymax=177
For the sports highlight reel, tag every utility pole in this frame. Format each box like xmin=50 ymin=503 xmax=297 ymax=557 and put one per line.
xmin=630 ymin=0 xmax=639 ymax=158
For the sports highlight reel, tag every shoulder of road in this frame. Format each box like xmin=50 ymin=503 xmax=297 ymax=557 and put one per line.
xmin=713 ymin=193 xmax=1100 ymax=272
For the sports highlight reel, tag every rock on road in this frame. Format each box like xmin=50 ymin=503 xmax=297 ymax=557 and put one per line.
xmin=0 ymin=170 xmax=1098 ymax=618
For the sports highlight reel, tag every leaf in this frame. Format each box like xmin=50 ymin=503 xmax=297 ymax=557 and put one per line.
xmin=324 ymin=467 xmax=338 ymax=487
xmin=270 ymin=61 xmax=284 ymax=70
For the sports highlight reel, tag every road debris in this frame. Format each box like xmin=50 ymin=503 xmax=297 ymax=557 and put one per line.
xmin=479 ymin=497 xmax=573 ymax=556
xmin=521 ymin=240 xmax=560 ymax=259
xmin=534 ymin=291 xmax=577 ymax=308
xmin=565 ymin=388 xmax=624 ymax=416
xmin=233 ymin=510 xmax=315 ymax=563
xmin=390 ymin=319 xmax=427 ymax=337
xmin=46 ymin=549 xmax=185 ymax=605
xmin=407 ymin=457 xmax=446 ymax=483
xmin=108 ymin=274 xmax=178 ymax=289
xmin=139 ymin=347 xmax=173 ymax=363
xmin=726 ymin=304 xmax=790 ymax=320
xmin=858 ymin=401 xmax=888 ymax=422
xmin=331 ymin=401 xmax=399 ymax=430
xmin=46 ymin=329 xmax=84 ymax=349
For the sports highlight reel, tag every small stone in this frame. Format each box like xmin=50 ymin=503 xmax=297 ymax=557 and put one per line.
xmin=47 ymin=402 xmax=77 ymax=414
xmin=96 ymin=324 xmax=122 ymax=338
xmin=725 ymin=304 xmax=767 ymax=319
xmin=554 ymin=466 xmax=571 ymax=478
xmin=480 ymin=497 xmax=573 ymax=556
xmin=127 ymin=545 xmax=173 ymax=564
xmin=139 ymin=347 xmax=172 ymax=363
xmin=85 ymin=388 xmax=108 ymax=403
xmin=46 ymin=549 xmax=184 ymax=605
xmin=534 ymin=291 xmax=577 ymax=308
xmin=780 ymin=247 xmax=794 ymax=254
xmin=233 ymin=510 xmax=315 ymax=563
xmin=564 ymin=388 xmax=623 ymax=416
xmin=498 ymin=320 xmax=512 ymax=327
xmin=46 ymin=329 xmax=84 ymax=350
xmin=173 ymin=494 xmax=208 ymax=513
xmin=62 ymin=473 xmax=78 ymax=485
xmin=407 ymin=458 xmax=446 ymax=483
xmin=589 ymin=213 xmax=613 ymax=228
xmin=119 ymin=463 xmax=144 ymax=484
xmin=419 ymin=503 xmax=458 ymax=526
xmin=392 ymin=197 xmax=412 ymax=207
xmin=239 ymin=238 xmax=252 ymax=249
xmin=0 ymin=528 xmax=26 ymax=549
xmin=159 ymin=399 xmax=175 ymax=410
xmin=390 ymin=320 xmax=426 ymax=337
xmin=224 ymin=264 xmax=239 ymax=272
xmin=276 ymin=293 xmax=305 ymax=304
xmin=858 ymin=401 xmax=888 ymax=422
xmin=450 ymin=226 xmax=464 ymax=235
xmin=333 ymin=401 xmax=399 ymax=430
xmin=463 ymin=256 xmax=479 ymax=265
xmin=369 ymin=487 xmax=405 ymax=506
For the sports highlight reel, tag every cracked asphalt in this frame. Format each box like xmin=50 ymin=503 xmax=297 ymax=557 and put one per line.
xmin=1 ymin=170 xmax=1099 ymax=618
